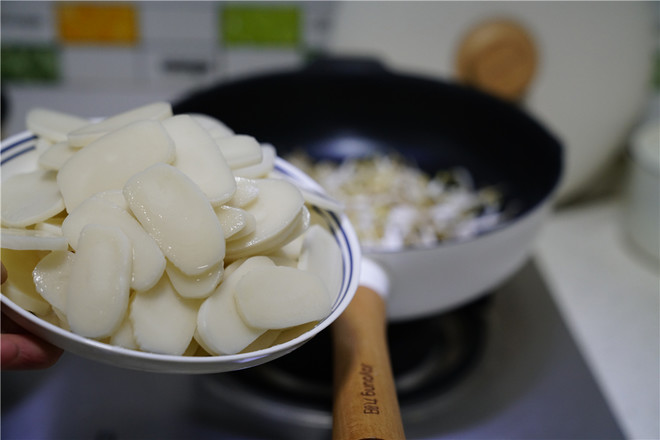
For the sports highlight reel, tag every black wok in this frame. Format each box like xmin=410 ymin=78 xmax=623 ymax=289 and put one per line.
xmin=174 ymin=57 xmax=563 ymax=321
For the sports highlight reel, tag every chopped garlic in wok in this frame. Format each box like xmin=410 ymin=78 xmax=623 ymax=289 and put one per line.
xmin=287 ymin=153 xmax=507 ymax=251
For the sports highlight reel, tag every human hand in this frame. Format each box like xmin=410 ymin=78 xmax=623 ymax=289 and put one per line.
xmin=1 ymin=262 xmax=63 ymax=370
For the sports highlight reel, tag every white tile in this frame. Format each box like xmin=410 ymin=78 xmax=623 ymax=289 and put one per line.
xmin=0 ymin=1 xmax=55 ymax=43
xmin=143 ymin=44 xmax=219 ymax=85
xmin=60 ymin=47 xmax=139 ymax=83
xmin=302 ymin=1 xmax=337 ymax=50
xmin=139 ymin=2 xmax=218 ymax=45
xmin=223 ymin=49 xmax=302 ymax=79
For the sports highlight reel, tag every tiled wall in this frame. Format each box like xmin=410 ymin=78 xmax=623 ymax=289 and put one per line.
xmin=1 ymin=1 xmax=336 ymax=88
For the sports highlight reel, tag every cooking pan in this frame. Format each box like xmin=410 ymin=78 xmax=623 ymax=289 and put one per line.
xmin=174 ymin=57 xmax=563 ymax=321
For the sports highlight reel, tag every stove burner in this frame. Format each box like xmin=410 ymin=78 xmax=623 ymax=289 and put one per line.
xmin=197 ymin=295 xmax=491 ymax=434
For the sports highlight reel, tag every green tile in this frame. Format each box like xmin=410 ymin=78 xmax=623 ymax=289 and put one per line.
xmin=1 ymin=45 xmax=59 ymax=82
xmin=221 ymin=5 xmax=301 ymax=47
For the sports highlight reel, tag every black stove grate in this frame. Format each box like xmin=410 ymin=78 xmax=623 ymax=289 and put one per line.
xmin=201 ymin=294 xmax=491 ymax=417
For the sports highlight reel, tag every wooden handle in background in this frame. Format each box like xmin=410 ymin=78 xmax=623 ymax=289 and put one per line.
xmin=455 ymin=18 xmax=538 ymax=102
xmin=332 ymin=285 xmax=405 ymax=440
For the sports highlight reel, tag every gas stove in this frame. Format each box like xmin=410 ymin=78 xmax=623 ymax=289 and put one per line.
xmin=1 ymin=259 xmax=623 ymax=439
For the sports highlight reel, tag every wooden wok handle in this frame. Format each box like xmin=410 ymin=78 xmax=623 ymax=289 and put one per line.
xmin=455 ymin=18 xmax=538 ymax=102
xmin=332 ymin=285 xmax=405 ymax=440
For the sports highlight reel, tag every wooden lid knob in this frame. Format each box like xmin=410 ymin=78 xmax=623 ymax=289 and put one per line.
xmin=456 ymin=19 xmax=538 ymax=101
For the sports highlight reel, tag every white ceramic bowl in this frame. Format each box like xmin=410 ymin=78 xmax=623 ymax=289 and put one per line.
xmin=0 ymin=131 xmax=361 ymax=374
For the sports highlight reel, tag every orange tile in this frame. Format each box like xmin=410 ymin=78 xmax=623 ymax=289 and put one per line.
xmin=57 ymin=3 xmax=138 ymax=45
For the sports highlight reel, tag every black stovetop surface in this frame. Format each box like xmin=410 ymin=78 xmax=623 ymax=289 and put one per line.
xmin=1 ymin=260 xmax=624 ymax=440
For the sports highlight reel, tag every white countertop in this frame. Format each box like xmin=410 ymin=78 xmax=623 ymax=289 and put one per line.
xmin=534 ymin=195 xmax=659 ymax=440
